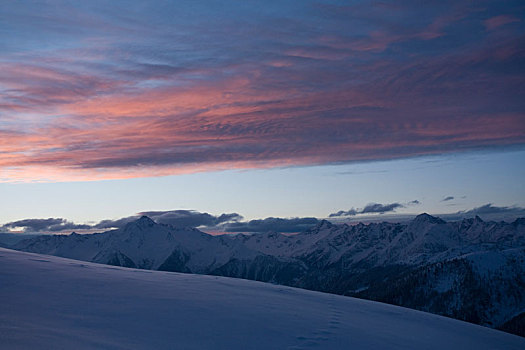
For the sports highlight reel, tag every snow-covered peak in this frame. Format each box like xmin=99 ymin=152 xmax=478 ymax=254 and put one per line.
xmin=305 ymin=219 xmax=334 ymax=234
xmin=513 ymin=218 xmax=525 ymax=227
xmin=131 ymin=215 xmax=156 ymax=229
xmin=461 ymin=215 xmax=484 ymax=226
xmin=474 ymin=215 xmax=484 ymax=223
xmin=412 ymin=213 xmax=446 ymax=225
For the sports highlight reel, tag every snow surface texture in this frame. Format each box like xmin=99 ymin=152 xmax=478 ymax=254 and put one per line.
xmin=0 ymin=248 xmax=524 ymax=350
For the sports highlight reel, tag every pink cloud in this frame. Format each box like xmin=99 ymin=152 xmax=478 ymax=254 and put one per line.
xmin=1 ymin=57 xmax=524 ymax=183
xmin=1 ymin=3 xmax=524 ymax=183
xmin=485 ymin=15 xmax=520 ymax=31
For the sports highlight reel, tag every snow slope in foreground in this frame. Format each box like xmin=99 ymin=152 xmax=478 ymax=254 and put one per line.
xmin=0 ymin=248 xmax=523 ymax=350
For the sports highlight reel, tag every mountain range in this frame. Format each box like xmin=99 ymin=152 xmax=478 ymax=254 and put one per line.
xmin=11 ymin=213 xmax=525 ymax=337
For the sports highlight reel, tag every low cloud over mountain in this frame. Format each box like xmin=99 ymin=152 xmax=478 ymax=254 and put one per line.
xmin=223 ymin=217 xmax=319 ymax=233
xmin=1 ymin=210 xmax=243 ymax=233
xmin=3 ymin=203 xmax=525 ymax=235
xmin=1 ymin=211 xmax=319 ymax=235
xmin=94 ymin=210 xmax=243 ymax=230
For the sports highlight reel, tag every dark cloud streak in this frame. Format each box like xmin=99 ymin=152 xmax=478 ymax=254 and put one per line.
xmin=1 ymin=218 xmax=91 ymax=233
xmin=361 ymin=203 xmax=404 ymax=214
xmin=458 ymin=203 xmax=525 ymax=217
xmin=329 ymin=202 xmax=405 ymax=217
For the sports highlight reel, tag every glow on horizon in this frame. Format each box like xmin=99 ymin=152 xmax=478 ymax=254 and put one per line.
xmin=1 ymin=149 xmax=524 ymax=226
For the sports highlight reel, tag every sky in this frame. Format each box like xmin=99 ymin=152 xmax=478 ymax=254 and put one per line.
xmin=1 ymin=1 xmax=524 ymax=233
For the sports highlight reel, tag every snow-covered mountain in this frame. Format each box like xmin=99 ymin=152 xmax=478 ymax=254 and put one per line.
xmin=13 ymin=214 xmax=525 ymax=336
xmin=2 ymin=247 xmax=524 ymax=349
